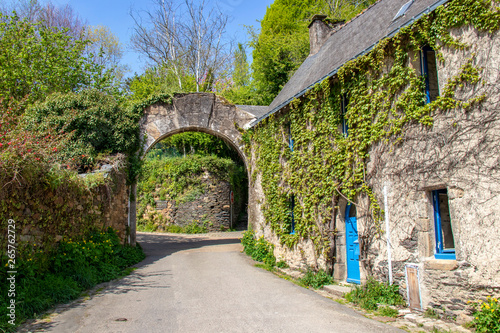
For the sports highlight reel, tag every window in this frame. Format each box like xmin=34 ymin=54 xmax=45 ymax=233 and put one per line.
xmin=393 ymin=0 xmax=413 ymax=21
xmin=432 ymin=189 xmax=456 ymax=259
xmin=290 ymin=195 xmax=295 ymax=235
xmin=288 ymin=123 xmax=294 ymax=152
xmin=421 ymin=46 xmax=440 ymax=103
xmin=341 ymin=94 xmax=348 ymax=136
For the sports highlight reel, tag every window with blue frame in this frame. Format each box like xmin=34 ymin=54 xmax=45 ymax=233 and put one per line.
xmin=340 ymin=94 xmax=348 ymax=136
xmin=421 ymin=46 xmax=440 ymax=104
xmin=289 ymin=195 xmax=295 ymax=234
xmin=287 ymin=122 xmax=294 ymax=152
xmin=432 ymin=189 xmax=456 ymax=259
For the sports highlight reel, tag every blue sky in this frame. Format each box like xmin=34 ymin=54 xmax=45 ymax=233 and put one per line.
xmin=46 ymin=0 xmax=273 ymax=76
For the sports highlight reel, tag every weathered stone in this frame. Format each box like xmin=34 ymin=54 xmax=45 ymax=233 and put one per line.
xmin=424 ymin=259 xmax=458 ymax=271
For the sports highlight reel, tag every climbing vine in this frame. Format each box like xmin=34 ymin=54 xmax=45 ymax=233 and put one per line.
xmin=246 ymin=0 xmax=499 ymax=257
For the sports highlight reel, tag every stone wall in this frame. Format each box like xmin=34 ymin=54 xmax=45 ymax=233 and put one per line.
xmin=1 ymin=154 xmax=130 ymax=249
xmin=337 ymin=25 xmax=500 ymax=319
xmin=247 ymin=25 xmax=500 ymax=320
xmin=142 ymin=171 xmax=243 ymax=232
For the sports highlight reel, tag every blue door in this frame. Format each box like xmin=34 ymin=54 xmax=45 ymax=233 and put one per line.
xmin=345 ymin=203 xmax=360 ymax=284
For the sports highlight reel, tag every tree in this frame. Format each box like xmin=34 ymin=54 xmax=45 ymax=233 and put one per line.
xmin=1 ymin=1 xmax=126 ymax=93
xmin=0 ymin=0 xmax=86 ymax=37
xmin=249 ymin=0 xmax=318 ymax=105
xmin=0 ymin=13 xmax=113 ymax=104
xmin=23 ymin=89 xmax=142 ymax=169
xmin=249 ymin=0 xmax=377 ymax=105
xmin=84 ymin=25 xmax=129 ymax=82
xmin=233 ymin=43 xmax=250 ymax=87
xmin=131 ymin=0 xmax=233 ymax=92
xmin=218 ymin=43 xmax=259 ymax=105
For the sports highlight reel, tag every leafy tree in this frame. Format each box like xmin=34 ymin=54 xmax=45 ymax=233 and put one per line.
xmin=22 ymin=89 xmax=142 ymax=170
xmin=0 ymin=13 xmax=115 ymax=104
xmin=152 ymin=132 xmax=241 ymax=163
xmin=250 ymin=0 xmax=376 ymax=105
xmin=249 ymin=0 xmax=317 ymax=105
xmin=233 ymin=43 xmax=250 ymax=87
xmin=84 ymin=25 xmax=129 ymax=82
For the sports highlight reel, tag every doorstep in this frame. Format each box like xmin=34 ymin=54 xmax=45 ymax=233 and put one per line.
xmin=322 ymin=284 xmax=352 ymax=298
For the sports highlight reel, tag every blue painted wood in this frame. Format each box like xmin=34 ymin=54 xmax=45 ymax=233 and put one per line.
xmin=341 ymin=94 xmax=349 ymax=136
xmin=432 ymin=189 xmax=456 ymax=260
xmin=421 ymin=46 xmax=434 ymax=104
xmin=345 ymin=203 xmax=360 ymax=284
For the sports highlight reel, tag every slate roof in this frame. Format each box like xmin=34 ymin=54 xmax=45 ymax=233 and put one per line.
xmin=236 ymin=105 xmax=269 ymax=118
xmin=252 ymin=0 xmax=450 ymax=126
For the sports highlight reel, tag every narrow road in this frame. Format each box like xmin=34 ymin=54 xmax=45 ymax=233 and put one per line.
xmin=22 ymin=232 xmax=404 ymax=333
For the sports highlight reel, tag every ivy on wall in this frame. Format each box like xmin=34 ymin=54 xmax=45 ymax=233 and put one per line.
xmin=246 ymin=0 xmax=499 ymax=257
xmin=0 ymin=157 xmax=127 ymax=254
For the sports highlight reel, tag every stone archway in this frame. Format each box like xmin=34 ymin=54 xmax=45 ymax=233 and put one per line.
xmin=128 ymin=93 xmax=264 ymax=244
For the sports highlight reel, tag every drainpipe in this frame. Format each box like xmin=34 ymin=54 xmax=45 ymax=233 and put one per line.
xmin=384 ymin=184 xmax=393 ymax=285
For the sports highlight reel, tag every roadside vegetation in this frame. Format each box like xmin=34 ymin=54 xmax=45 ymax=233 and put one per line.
xmin=241 ymin=230 xmax=333 ymax=289
xmin=0 ymin=228 xmax=144 ymax=332
xmin=344 ymin=277 xmax=405 ymax=311
xmin=469 ymin=297 xmax=500 ymax=332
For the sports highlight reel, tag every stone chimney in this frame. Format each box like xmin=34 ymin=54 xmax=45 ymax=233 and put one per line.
xmin=308 ymin=15 xmax=345 ymax=56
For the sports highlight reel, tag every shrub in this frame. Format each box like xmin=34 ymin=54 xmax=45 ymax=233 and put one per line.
xmin=298 ymin=269 xmax=334 ymax=289
xmin=377 ymin=306 xmax=399 ymax=318
xmin=24 ymin=89 xmax=141 ymax=168
xmin=470 ymin=296 xmax=500 ymax=333
xmin=344 ymin=277 xmax=405 ymax=310
xmin=241 ymin=230 xmax=276 ymax=267
xmin=183 ymin=221 xmax=208 ymax=234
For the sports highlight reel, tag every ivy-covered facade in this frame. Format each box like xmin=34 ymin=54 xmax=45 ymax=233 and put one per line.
xmin=246 ymin=0 xmax=500 ymax=318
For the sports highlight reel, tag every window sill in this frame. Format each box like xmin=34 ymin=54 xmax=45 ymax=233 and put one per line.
xmin=434 ymin=252 xmax=456 ymax=260
xmin=424 ymin=258 xmax=458 ymax=271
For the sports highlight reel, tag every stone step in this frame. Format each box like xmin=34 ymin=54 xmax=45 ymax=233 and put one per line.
xmin=322 ymin=284 xmax=353 ymax=298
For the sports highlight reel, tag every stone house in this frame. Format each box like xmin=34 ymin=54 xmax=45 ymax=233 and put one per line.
xmin=246 ymin=0 xmax=500 ymax=319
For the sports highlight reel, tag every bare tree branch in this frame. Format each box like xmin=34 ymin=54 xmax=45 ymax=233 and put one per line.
xmin=130 ymin=0 xmax=233 ymax=92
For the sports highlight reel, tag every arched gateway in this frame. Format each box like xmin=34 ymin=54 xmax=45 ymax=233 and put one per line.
xmin=128 ymin=93 xmax=267 ymax=244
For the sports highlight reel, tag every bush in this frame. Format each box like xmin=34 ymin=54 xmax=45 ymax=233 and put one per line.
xmin=23 ymin=89 xmax=141 ymax=169
xmin=241 ymin=230 xmax=276 ymax=267
xmin=377 ymin=306 xmax=399 ymax=318
xmin=470 ymin=296 xmax=500 ymax=333
xmin=183 ymin=222 xmax=208 ymax=234
xmin=344 ymin=277 xmax=405 ymax=310
xmin=298 ymin=269 xmax=334 ymax=289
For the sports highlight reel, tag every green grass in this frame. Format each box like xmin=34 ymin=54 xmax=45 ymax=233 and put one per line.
xmin=377 ymin=306 xmax=399 ymax=318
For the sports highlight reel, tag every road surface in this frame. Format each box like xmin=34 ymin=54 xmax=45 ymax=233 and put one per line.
xmin=21 ymin=232 xmax=404 ymax=333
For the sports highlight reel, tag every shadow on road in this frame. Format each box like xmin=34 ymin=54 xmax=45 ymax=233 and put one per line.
xmin=18 ymin=232 xmax=244 ymax=333
xmin=136 ymin=231 xmax=243 ymax=266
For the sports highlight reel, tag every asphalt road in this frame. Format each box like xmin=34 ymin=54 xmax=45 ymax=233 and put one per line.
xmin=23 ymin=232 xmax=404 ymax=333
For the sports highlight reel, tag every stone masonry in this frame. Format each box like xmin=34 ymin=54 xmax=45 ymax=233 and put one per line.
xmin=143 ymin=171 xmax=244 ymax=232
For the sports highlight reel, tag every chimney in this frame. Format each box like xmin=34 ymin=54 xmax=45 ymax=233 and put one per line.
xmin=308 ymin=15 xmax=345 ymax=56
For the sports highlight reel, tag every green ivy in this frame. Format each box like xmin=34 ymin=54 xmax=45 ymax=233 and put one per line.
xmin=246 ymin=0 xmax=499 ymax=257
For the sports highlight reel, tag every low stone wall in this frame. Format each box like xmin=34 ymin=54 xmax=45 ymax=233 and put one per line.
xmin=0 ymin=154 xmax=130 ymax=248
